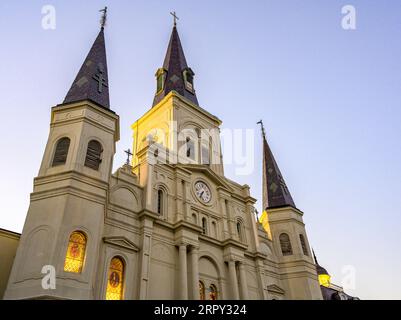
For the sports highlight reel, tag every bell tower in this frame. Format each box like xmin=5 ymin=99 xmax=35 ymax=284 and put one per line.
xmin=257 ymin=121 xmax=322 ymax=300
xmin=4 ymin=11 xmax=120 ymax=299
xmin=132 ymin=23 xmax=224 ymax=183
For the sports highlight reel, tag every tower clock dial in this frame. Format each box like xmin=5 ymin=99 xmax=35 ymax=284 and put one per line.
xmin=194 ymin=181 xmax=211 ymax=203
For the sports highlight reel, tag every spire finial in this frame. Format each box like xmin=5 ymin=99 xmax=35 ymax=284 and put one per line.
xmin=257 ymin=120 xmax=266 ymax=139
xmin=170 ymin=11 xmax=179 ymax=27
xmin=99 ymin=6 xmax=108 ymax=30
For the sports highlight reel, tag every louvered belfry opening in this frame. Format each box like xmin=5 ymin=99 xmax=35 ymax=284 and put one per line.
xmin=84 ymin=140 xmax=103 ymax=170
xmin=52 ymin=137 xmax=71 ymax=166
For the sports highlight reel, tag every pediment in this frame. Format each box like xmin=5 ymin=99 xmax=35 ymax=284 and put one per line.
xmin=267 ymin=284 xmax=285 ymax=295
xmin=103 ymin=236 xmax=139 ymax=252
xmin=179 ymin=164 xmax=233 ymax=192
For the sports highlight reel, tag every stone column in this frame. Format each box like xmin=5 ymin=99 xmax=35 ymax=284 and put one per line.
xmin=138 ymin=218 xmax=153 ymax=299
xmin=178 ymin=244 xmax=188 ymax=299
xmin=190 ymin=247 xmax=200 ymax=300
xmin=238 ymin=262 xmax=249 ymax=299
xmin=228 ymin=260 xmax=240 ymax=300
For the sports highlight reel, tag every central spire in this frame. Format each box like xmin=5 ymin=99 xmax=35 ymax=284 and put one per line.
xmin=152 ymin=20 xmax=199 ymax=107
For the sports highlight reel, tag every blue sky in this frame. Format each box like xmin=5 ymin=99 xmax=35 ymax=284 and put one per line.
xmin=0 ymin=0 xmax=400 ymax=299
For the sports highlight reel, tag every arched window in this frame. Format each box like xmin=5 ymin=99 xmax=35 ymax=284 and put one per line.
xmin=199 ymin=281 xmax=205 ymax=300
xmin=279 ymin=233 xmax=293 ymax=256
xmin=106 ymin=256 xmax=125 ymax=300
xmin=186 ymin=137 xmax=195 ymax=160
xmin=84 ymin=140 xmax=103 ymax=170
xmin=209 ymin=284 xmax=218 ymax=300
xmin=157 ymin=189 xmax=164 ymax=215
xmin=52 ymin=137 xmax=70 ymax=166
xmin=192 ymin=213 xmax=197 ymax=224
xmin=64 ymin=231 xmax=87 ymax=273
xmin=202 ymin=218 xmax=208 ymax=235
xmin=236 ymin=221 xmax=242 ymax=241
xmin=299 ymin=234 xmax=309 ymax=256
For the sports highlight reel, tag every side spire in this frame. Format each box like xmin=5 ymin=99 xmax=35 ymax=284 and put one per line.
xmin=257 ymin=120 xmax=296 ymax=210
xmin=152 ymin=15 xmax=199 ymax=107
xmin=63 ymin=8 xmax=110 ymax=109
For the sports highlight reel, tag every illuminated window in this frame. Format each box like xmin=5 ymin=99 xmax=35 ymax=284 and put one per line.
xmin=279 ymin=233 xmax=293 ymax=256
xmin=199 ymin=281 xmax=205 ymax=300
xmin=209 ymin=284 xmax=217 ymax=300
xmin=52 ymin=137 xmax=70 ymax=166
xmin=63 ymin=231 xmax=87 ymax=273
xmin=106 ymin=256 xmax=125 ymax=300
xmin=85 ymin=140 xmax=103 ymax=170
xmin=299 ymin=234 xmax=309 ymax=256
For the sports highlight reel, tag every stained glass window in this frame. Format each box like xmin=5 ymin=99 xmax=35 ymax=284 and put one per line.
xmin=209 ymin=284 xmax=217 ymax=300
xmin=199 ymin=281 xmax=205 ymax=300
xmin=63 ymin=231 xmax=87 ymax=273
xmin=106 ymin=257 xmax=125 ymax=300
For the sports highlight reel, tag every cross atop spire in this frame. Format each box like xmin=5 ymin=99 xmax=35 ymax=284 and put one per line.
xmin=257 ymin=120 xmax=266 ymax=139
xmin=100 ymin=6 xmax=108 ymax=29
xmin=170 ymin=11 xmax=179 ymax=27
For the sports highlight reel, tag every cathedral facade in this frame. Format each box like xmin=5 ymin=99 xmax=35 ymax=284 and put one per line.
xmin=2 ymin=19 xmax=323 ymax=300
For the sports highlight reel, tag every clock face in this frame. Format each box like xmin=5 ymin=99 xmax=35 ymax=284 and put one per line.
xmin=194 ymin=181 xmax=211 ymax=203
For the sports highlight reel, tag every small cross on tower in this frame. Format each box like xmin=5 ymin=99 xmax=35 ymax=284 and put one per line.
xmin=124 ymin=148 xmax=133 ymax=166
xmin=170 ymin=11 xmax=179 ymax=27
xmin=93 ymin=64 xmax=108 ymax=93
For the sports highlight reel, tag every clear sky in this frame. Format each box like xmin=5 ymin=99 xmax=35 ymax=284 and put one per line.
xmin=0 ymin=0 xmax=400 ymax=299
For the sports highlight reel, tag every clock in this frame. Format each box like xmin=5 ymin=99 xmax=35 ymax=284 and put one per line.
xmin=194 ymin=181 xmax=211 ymax=203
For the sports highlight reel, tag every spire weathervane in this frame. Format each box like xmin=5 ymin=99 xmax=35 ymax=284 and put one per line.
xmin=170 ymin=11 xmax=179 ymax=27
xmin=100 ymin=6 xmax=108 ymax=29
xmin=257 ymin=120 xmax=266 ymax=139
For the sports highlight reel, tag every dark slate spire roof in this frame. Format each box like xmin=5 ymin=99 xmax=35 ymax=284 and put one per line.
xmin=63 ymin=28 xmax=110 ymax=109
xmin=152 ymin=26 xmax=199 ymax=107
xmin=259 ymin=122 xmax=296 ymax=210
